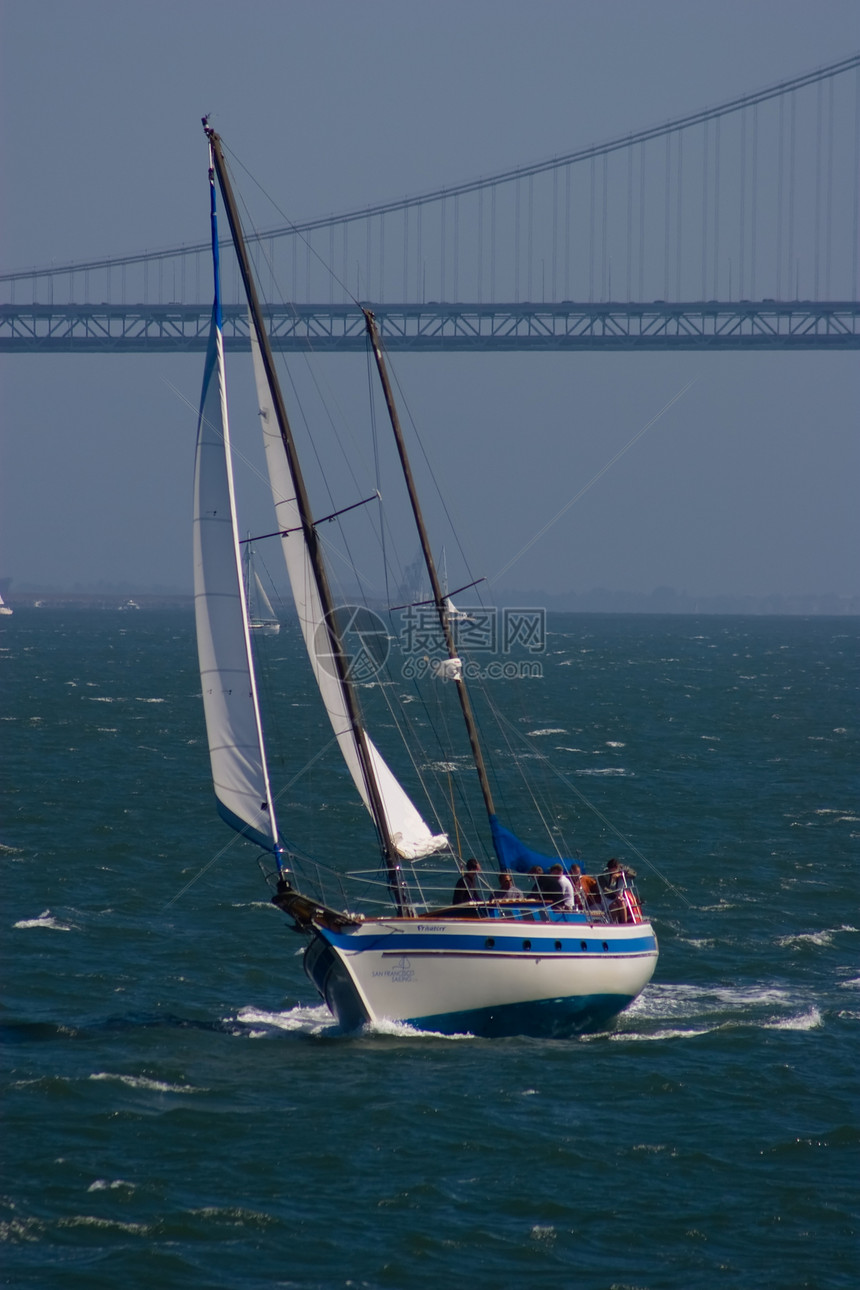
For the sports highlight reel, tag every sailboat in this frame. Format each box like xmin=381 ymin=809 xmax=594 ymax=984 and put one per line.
xmin=194 ymin=122 xmax=658 ymax=1038
xmin=243 ymin=539 xmax=280 ymax=635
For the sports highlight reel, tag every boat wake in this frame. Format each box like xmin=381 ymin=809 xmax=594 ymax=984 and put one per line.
xmin=232 ymin=1004 xmax=474 ymax=1040
xmin=600 ymin=981 xmax=826 ymax=1040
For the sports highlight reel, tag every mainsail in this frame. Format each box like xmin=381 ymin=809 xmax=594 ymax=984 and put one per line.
xmin=192 ymin=167 xmax=279 ymax=854
xmin=249 ymin=331 xmax=448 ymax=861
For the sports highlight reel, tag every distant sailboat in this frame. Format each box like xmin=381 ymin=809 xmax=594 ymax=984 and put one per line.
xmin=243 ymin=540 xmax=280 ymax=635
xmin=0 ymin=593 xmax=12 ymax=617
xmin=192 ymin=121 xmax=658 ymax=1038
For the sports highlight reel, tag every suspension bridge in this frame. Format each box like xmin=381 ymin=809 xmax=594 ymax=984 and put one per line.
xmin=2 ymin=56 xmax=858 ymax=353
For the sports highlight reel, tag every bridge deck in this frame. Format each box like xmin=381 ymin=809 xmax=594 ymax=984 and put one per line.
xmin=1 ymin=301 xmax=858 ymax=352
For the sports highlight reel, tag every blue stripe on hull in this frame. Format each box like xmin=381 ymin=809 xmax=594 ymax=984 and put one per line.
xmin=404 ymin=993 xmax=636 ymax=1039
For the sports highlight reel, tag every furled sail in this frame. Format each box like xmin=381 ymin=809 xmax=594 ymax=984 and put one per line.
xmin=192 ymin=174 xmax=279 ymax=853
xmin=249 ymin=330 xmax=447 ymax=861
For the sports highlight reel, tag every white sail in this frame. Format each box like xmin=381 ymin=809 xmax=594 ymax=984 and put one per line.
xmin=193 ymin=312 xmax=279 ymax=851
xmin=249 ymin=328 xmax=447 ymax=861
xmin=253 ymin=571 xmax=276 ymax=621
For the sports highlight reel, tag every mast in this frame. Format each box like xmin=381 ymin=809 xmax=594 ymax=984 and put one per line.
xmin=204 ymin=124 xmax=409 ymax=906
xmin=363 ymin=309 xmax=497 ymax=825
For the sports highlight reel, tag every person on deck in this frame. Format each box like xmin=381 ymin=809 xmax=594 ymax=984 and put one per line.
xmin=452 ymin=857 xmax=482 ymax=904
xmin=552 ymin=864 xmax=576 ymax=911
xmin=568 ymin=864 xmax=586 ymax=910
xmin=532 ymin=866 xmax=562 ymax=903
xmin=599 ymin=858 xmax=636 ymax=922
xmin=494 ymin=870 xmax=524 ymax=900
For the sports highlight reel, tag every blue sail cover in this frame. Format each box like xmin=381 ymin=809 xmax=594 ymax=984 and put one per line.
xmin=489 ymin=814 xmax=582 ymax=874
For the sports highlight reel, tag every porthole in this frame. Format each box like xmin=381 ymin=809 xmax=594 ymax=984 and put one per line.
xmin=580 ymin=940 xmax=588 ymax=951
xmin=522 ymin=939 xmax=532 ymax=951
xmin=602 ymin=941 xmax=609 ymax=951
xmin=485 ymin=937 xmax=495 ymax=948
xmin=554 ymin=940 xmax=562 ymax=950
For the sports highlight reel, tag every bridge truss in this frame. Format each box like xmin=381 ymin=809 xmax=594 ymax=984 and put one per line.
xmin=2 ymin=300 xmax=858 ymax=353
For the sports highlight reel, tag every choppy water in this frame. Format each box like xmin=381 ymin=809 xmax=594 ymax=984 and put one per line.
xmin=2 ymin=610 xmax=858 ymax=1288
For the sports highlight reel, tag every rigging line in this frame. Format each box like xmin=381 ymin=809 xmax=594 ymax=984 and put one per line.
xmin=491 ymin=707 xmax=691 ymax=907
xmin=230 ymin=168 xmax=381 ymax=538
xmin=481 ymin=684 xmax=567 ymax=857
xmin=162 ymin=734 xmax=342 ymax=910
xmin=473 ymin=673 xmax=568 ymax=859
xmin=222 ymin=140 xmax=361 ymax=310
xmin=489 ymin=377 xmax=699 ymax=585
xmin=383 ymin=352 xmax=485 ymax=607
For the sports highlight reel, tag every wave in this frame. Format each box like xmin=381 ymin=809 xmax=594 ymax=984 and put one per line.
xmin=87 ymin=1179 xmax=136 ymax=1193
xmin=13 ymin=909 xmax=75 ymax=932
xmin=527 ymin=728 xmax=567 ymax=736
xmin=89 ymin=1073 xmax=204 ymax=1094
xmin=763 ymin=1007 xmax=823 ymax=1031
xmin=57 ymin=1216 xmax=150 ymax=1234
xmin=776 ymin=925 xmax=857 ymax=949
xmin=575 ymin=767 xmax=632 ymax=777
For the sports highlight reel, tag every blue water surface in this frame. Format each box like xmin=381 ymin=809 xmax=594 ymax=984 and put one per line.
xmin=2 ymin=610 xmax=858 ymax=1289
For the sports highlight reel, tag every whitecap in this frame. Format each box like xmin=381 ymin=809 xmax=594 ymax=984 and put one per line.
xmin=14 ymin=910 xmax=74 ymax=932
xmin=58 ymin=1216 xmax=149 ymax=1234
xmin=89 ymin=1073 xmax=204 ymax=1094
xmin=607 ymin=1025 xmax=719 ymax=1042
xmin=527 ymin=728 xmax=567 ymax=736
xmin=87 ymin=1179 xmax=136 ymax=1193
xmin=135 ymin=697 xmax=165 ymax=703
xmin=575 ymin=767 xmax=631 ymax=776
xmin=763 ymin=1007 xmax=823 ymax=1031
xmin=776 ymin=930 xmax=835 ymax=948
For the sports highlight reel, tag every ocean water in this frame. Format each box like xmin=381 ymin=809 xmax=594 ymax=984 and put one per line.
xmin=2 ymin=609 xmax=858 ymax=1289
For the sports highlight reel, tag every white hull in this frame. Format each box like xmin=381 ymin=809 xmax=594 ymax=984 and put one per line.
xmin=304 ymin=912 xmax=658 ymax=1037
xmin=250 ymin=619 xmax=280 ymax=635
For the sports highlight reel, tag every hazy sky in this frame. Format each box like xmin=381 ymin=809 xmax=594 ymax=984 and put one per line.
xmin=2 ymin=0 xmax=859 ymax=599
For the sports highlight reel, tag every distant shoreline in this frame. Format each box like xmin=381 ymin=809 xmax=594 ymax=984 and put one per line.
xmin=4 ymin=590 xmax=858 ymax=617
